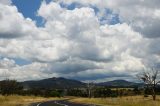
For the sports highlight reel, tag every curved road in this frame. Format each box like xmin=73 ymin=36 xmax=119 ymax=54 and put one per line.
xmin=31 ymin=100 xmax=94 ymax=106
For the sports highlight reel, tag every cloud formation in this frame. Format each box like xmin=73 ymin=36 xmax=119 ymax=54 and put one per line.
xmin=0 ymin=0 xmax=159 ymax=82
xmin=58 ymin=0 xmax=160 ymax=38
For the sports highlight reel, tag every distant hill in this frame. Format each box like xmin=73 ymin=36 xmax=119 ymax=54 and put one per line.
xmin=97 ymin=80 xmax=141 ymax=87
xmin=21 ymin=78 xmax=142 ymax=90
xmin=21 ymin=77 xmax=85 ymax=89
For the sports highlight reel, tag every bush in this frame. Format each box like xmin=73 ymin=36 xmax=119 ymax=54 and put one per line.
xmin=50 ymin=90 xmax=61 ymax=97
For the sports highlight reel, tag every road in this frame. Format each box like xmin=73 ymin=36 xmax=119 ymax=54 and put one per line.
xmin=31 ymin=100 xmax=94 ymax=106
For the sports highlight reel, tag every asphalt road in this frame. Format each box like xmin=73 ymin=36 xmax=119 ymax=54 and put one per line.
xmin=31 ymin=100 xmax=94 ymax=106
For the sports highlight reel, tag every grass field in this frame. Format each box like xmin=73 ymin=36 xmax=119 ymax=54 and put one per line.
xmin=70 ymin=95 xmax=160 ymax=106
xmin=1 ymin=95 xmax=160 ymax=106
xmin=0 ymin=95 xmax=62 ymax=106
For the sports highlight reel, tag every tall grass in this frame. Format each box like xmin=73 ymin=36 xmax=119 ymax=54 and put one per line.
xmin=1 ymin=95 xmax=160 ymax=106
xmin=0 ymin=95 xmax=59 ymax=106
xmin=70 ymin=96 xmax=160 ymax=106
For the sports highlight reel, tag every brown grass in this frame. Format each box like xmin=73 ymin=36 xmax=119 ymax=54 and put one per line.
xmin=69 ymin=95 xmax=160 ymax=106
xmin=0 ymin=95 xmax=62 ymax=106
xmin=1 ymin=95 xmax=160 ymax=106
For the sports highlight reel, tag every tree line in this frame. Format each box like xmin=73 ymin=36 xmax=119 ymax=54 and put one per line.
xmin=1 ymin=79 xmax=160 ymax=98
xmin=0 ymin=68 xmax=159 ymax=100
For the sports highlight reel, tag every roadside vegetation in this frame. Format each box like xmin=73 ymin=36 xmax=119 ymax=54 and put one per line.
xmin=1 ymin=95 xmax=160 ymax=106
xmin=70 ymin=96 xmax=160 ymax=106
xmin=0 ymin=95 xmax=61 ymax=106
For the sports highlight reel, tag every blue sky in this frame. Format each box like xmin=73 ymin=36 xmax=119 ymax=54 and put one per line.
xmin=12 ymin=0 xmax=80 ymax=26
xmin=12 ymin=0 xmax=44 ymax=26
xmin=12 ymin=0 xmax=120 ymax=27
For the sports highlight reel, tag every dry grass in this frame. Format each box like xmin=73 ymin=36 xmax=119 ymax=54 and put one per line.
xmin=111 ymin=88 xmax=134 ymax=90
xmin=70 ymin=95 xmax=160 ymax=106
xmin=0 ymin=95 xmax=62 ymax=106
xmin=1 ymin=95 xmax=160 ymax=106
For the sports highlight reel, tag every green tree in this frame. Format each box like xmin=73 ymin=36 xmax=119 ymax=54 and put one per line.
xmin=0 ymin=79 xmax=23 ymax=95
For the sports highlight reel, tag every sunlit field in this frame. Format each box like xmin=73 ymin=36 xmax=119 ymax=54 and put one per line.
xmin=0 ymin=95 xmax=62 ymax=106
xmin=1 ymin=95 xmax=160 ymax=106
xmin=70 ymin=96 xmax=160 ymax=106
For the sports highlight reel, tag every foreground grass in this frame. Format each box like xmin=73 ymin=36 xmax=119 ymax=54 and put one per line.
xmin=70 ymin=96 xmax=160 ymax=106
xmin=0 ymin=95 xmax=62 ymax=106
xmin=1 ymin=95 xmax=160 ymax=106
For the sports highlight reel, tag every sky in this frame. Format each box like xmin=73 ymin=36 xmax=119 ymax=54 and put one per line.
xmin=0 ymin=0 xmax=160 ymax=82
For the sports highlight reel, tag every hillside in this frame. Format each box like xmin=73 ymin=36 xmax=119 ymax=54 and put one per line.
xmin=21 ymin=78 xmax=142 ymax=89
xmin=21 ymin=77 xmax=85 ymax=89
xmin=97 ymin=80 xmax=141 ymax=87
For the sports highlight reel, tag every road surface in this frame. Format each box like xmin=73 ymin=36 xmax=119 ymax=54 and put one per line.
xmin=31 ymin=100 xmax=94 ymax=106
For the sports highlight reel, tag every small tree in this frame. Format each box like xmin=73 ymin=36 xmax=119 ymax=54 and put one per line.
xmin=137 ymin=68 xmax=160 ymax=100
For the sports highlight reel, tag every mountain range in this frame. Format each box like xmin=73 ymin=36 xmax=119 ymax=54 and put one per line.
xmin=21 ymin=77 xmax=85 ymax=89
xmin=97 ymin=80 xmax=141 ymax=87
xmin=21 ymin=77 xmax=141 ymax=89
